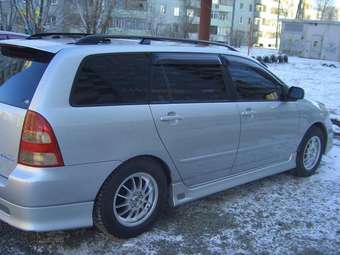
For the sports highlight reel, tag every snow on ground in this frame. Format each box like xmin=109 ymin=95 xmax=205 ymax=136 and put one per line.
xmin=0 ymin=49 xmax=339 ymax=255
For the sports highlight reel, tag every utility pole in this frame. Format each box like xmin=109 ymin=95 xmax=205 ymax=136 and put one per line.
xmin=199 ymin=0 xmax=212 ymax=41
xmin=230 ymin=0 xmax=237 ymax=45
xmin=275 ymin=0 xmax=281 ymax=49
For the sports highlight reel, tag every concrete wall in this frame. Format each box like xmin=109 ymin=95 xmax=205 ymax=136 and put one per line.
xmin=280 ymin=21 xmax=340 ymax=61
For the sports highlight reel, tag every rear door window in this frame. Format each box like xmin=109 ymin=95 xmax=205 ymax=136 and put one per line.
xmin=0 ymin=46 xmax=52 ymax=109
xmin=71 ymin=53 xmax=150 ymax=106
xmin=151 ymin=53 xmax=229 ymax=103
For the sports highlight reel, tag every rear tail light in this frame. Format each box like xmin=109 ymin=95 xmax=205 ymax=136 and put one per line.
xmin=18 ymin=110 xmax=64 ymax=167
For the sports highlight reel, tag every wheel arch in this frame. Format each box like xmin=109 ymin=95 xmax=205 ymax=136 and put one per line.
xmin=122 ymin=155 xmax=173 ymax=186
xmin=94 ymin=154 xmax=173 ymax=204
xmin=306 ymin=122 xmax=328 ymax=154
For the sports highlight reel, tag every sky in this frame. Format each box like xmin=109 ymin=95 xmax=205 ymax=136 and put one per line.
xmin=314 ymin=0 xmax=340 ymax=8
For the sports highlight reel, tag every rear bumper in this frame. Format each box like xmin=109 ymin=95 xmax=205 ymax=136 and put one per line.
xmin=0 ymin=197 xmax=93 ymax=231
xmin=0 ymin=160 xmax=121 ymax=231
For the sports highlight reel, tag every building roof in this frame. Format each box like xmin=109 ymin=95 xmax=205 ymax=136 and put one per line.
xmin=281 ymin=19 xmax=340 ymax=26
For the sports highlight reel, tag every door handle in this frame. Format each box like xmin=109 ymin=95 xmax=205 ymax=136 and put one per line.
xmin=160 ymin=112 xmax=183 ymax=122
xmin=241 ymin=108 xmax=256 ymax=119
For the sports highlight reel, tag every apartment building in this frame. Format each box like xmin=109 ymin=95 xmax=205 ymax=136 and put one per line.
xmin=231 ymin=0 xmax=255 ymax=46
xmin=253 ymin=0 xmax=315 ymax=48
xmin=104 ymin=0 xmax=236 ymax=42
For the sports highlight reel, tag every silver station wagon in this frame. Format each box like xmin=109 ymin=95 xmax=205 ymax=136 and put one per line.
xmin=0 ymin=34 xmax=333 ymax=238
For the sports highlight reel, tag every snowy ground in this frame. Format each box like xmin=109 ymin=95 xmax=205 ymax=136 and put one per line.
xmin=0 ymin=50 xmax=339 ymax=255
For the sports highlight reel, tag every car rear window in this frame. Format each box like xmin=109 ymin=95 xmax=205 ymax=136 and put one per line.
xmin=0 ymin=46 xmax=53 ymax=109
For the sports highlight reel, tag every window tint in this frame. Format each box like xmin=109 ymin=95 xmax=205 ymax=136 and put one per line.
xmin=151 ymin=54 xmax=227 ymax=102
xmin=71 ymin=53 xmax=150 ymax=106
xmin=0 ymin=46 xmax=51 ymax=109
xmin=226 ymin=59 xmax=281 ymax=101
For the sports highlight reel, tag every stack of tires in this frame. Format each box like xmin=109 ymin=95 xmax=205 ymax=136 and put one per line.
xmin=254 ymin=54 xmax=288 ymax=64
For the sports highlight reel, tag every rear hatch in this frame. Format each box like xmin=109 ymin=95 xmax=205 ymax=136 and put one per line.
xmin=0 ymin=45 xmax=53 ymax=177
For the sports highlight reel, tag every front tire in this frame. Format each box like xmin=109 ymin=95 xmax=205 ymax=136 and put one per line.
xmin=94 ymin=158 xmax=167 ymax=238
xmin=293 ymin=127 xmax=324 ymax=177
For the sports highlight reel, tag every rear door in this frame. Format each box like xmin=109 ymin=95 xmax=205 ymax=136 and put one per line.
xmin=0 ymin=45 xmax=52 ymax=177
xmin=149 ymin=53 xmax=240 ymax=187
xmin=222 ymin=55 xmax=300 ymax=173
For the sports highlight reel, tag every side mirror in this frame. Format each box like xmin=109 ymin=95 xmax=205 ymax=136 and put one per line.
xmin=287 ymin=86 xmax=304 ymax=101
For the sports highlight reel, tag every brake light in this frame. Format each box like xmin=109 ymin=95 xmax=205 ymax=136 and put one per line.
xmin=18 ymin=110 xmax=64 ymax=167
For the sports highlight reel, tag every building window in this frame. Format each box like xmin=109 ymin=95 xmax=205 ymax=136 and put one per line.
xmin=249 ymin=4 xmax=252 ymax=12
xmin=256 ymin=4 xmax=266 ymax=12
xmin=240 ymin=3 xmax=244 ymax=9
xmin=160 ymin=5 xmax=166 ymax=14
xmin=174 ymin=7 xmax=180 ymax=16
xmin=248 ymin=18 xmax=252 ymax=24
xmin=49 ymin=15 xmax=57 ymax=25
xmin=187 ymin=9 xmax=194 ymax=17
xmin=211 ymin=11 xmax=228 ymax=20
xmin=239 ymin=16 xmax=243 ymax=24
xmin=51 ymin=0 xmax=57 ymax=5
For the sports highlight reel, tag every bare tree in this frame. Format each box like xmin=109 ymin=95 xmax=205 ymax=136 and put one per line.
xmin=0 ymin=1 xmax=18 ymax=31
xmin=177 ymin=0 xmax=195 ymax=39
xmin=323 ymin=6 xmax=338 ymax=20
xmin=147 ymin=1 xmax=195 ymax=39
xmin=147 ymin=4 xmax=167 ymax=36
xmin=296 ymin=0 xmax=305 ymax=19
xmin=316 ymin=0 xmax=335 ymax=20
xmin=72 ymin=0 xmax=114 ymax=34
xmin=12 ymin=0 xmax=58 ymax=33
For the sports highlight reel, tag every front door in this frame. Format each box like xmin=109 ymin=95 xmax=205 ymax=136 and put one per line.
xmin=223 ymin=55 xmax=300 ymax=172
xmin=149 ymin=53 xmax=240 ymax=187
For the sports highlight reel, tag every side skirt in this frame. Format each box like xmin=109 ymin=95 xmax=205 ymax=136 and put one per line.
xmin=170 ymin=153 xmax=296 ymax=207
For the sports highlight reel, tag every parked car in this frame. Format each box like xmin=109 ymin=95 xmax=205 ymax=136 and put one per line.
xmin=0 ymin=34 xmax=333 ymax=238
xmin=0 ymin=31 xmax=28 ymax=40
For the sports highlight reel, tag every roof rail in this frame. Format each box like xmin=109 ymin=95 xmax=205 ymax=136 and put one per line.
xmin=27 ymin=33 xmax=91 ymax=40
xmin=75 ymin=35 xmax=238 ymax=51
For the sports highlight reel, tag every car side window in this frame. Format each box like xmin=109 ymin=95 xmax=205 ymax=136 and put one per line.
xmin=151 ymin=53 xmax=228 ymax=103
xmin=225 ymin=56 xmax=282 ymax=101
xmin=71 ymin=53 xmax=150 ymax=106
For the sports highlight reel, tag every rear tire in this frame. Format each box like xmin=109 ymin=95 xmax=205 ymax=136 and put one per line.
xmin=93 ymin=158 xmax=167 ymax=238
xmin=293 ymin=127 xmax=324 ymax=177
